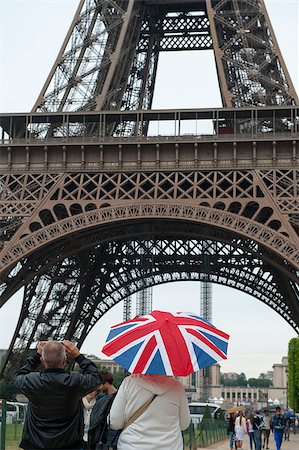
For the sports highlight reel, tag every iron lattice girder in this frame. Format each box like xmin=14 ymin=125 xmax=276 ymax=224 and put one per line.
xmin=32 ymin=0 xmax=298 ymax=115
xmin=2 ymin=0 xmax=299 ymax=379
xmin=2 ymin=166 xmax=299 ymax=277
xmin=138 ymin=12 xmax=212 ymax=52
xmin=2 ymin=226 xmax=299 ymax=378
xmin=208 ymin=0 xmax=298 ymax=106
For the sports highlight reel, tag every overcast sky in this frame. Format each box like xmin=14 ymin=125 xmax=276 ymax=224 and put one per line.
xmin=0 ymin=0 xmax=298 ymax=378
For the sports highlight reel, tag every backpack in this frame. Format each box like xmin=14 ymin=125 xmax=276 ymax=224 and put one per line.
xmin=254 ymin=414 xmax=265 ymax=430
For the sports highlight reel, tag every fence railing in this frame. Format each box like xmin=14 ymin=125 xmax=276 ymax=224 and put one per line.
xmin=0 ymin=400 xmax=25 ymax=450
xmin=183 ymin=418 xmax=227 ymax=448
xmin=1 ymin=399 xmax=227 ymax=450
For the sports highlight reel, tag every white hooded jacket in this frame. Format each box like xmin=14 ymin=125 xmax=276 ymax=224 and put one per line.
xmin=109 ymin=374 xmax=190 ymax=450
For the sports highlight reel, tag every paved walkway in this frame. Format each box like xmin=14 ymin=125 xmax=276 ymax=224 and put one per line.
xmin=205 ymin=433 xmax=299 ymax=450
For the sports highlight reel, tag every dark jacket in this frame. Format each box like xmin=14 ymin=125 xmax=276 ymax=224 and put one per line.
xmin=14 ymin=352 xmax=102 ymax=449
xmin=227 ymin=416 xmax=235 ymax=433
xmin=88 ymin=392 xmax=117 ymax=449
xmin=273 ymin=415 xmax=285 ymax=433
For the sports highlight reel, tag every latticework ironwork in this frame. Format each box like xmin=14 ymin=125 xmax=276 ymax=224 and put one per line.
xmin=32 ymin=0 xmax=298 ymax=116
xmin=200 ymin=240 xmax=212 ymax=401
xmin=1 ymin=0 xmax=299 ymax=378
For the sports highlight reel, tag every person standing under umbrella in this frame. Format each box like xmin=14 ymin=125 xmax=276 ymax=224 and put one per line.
xmin=103 ymin=311 xmax=229 ymax=449
xmin=109 ymin=373 xmax=190 ymax=450
xmin=234 ymin=410 xmax=247 ymax=449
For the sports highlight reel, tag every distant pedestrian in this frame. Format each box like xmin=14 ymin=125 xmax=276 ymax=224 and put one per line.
xmin=273 ymin=406 xmax=285 ymax=450
xmin=253 ymin=410 xmax=263 ymax=450
xmin=227 ymin=412 xmax=236 ymax=450
xmin=88 ymin=370 xmax=118 ymax=449
xmin=83 ymin=387 xmax=99 ymax=447
xmin=246 ymin=414 xmax=255 ymax=450
xmin=283 ymin=411 xmax=290 ymax=441
xmin=14 ymin=340 xmax=102 ymax=450
xmin=234 ymin=410 xmax=247 ymax=449
xmin=262 ymin=409 xmax=272 ymax=449
xmin=109 ymin=373 xmax=190 ymax=450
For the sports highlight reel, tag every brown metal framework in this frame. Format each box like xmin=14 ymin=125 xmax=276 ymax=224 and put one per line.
xmin=1 ymin=0 xmax=299 ymax=378
xmin=32 ymin=0 xmax=298 ymax=115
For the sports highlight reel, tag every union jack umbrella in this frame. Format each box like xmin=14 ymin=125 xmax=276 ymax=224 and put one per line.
xmin=102 ymin=310 xmax=229 ymax=376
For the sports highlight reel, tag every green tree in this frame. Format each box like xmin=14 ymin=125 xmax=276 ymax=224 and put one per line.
xmin=221 ymin=373 xmax=248 ymax=387
xmin=113 ymin=370 xmax=127 ymax=388
xmin=0 ymin=380 xmax=17 ymax=400
xmin=236 ymin=373 xmax=247 ymax=386
xmin=202 ymin=404 xmax=212 ymax=421
xmin=288 ymin=338 xmax=299 ymax=411
xmin=247 ymin=378 xmax=272 ymax=387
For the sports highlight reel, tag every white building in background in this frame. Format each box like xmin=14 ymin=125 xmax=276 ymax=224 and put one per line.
xmin=272 ymin=357 xmax=288 ymax=389
xmin=206 ymin=357 xmax=288 ymax=409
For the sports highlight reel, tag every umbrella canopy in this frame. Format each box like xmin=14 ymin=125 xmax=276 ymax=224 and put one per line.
xmin=227 ymin=406 xmax=245 ymax=414
xmin=102 ymin=310 xmax=229 ymax=376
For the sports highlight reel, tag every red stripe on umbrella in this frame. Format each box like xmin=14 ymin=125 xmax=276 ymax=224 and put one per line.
xmin=133 ymin=335 xmax=157 ymax=373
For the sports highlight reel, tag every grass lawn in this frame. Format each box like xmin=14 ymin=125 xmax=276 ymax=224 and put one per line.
xmin=1 ymin=422 xmax=23 ymax=449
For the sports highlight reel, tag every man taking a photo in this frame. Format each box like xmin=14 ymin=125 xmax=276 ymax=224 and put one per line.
xmin=14 ymin=339 xmax=102 ymax=449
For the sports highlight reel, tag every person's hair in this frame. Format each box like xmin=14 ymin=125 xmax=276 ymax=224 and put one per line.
xmin=276 ymin=406 xmax=281 ymax=412
xmin=99 ymin=370 xmax=114 ymax=385
xmin=42 ymin=341 xmax=66 ymax=368
xmin=238 ymin=411 xmax=243 ymax=425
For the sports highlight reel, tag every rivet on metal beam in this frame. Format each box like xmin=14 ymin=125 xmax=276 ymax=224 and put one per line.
xmin=194 ymin=142 xmax=198 ymax=164
xmin=156 ymin=144 xmax=160 ymax=165
xmin=62 ymin=146 xmax=67 ymax=168
xmin=292 ymin=140 xmax=297 ymax=164
xmin=252 ymin=141 xmax=257 ymax=165
xmin=25 ymin=146 xmax=30 ymax=168
xmin=81 ymin=145 xmax=85 ymax=167
xmin=99 ymin=145 xmax=104 ymax=167
xmin=272 ymin=141 xmax=276 ymax=165
xmin=118 ymin=144 xmax=122 ymax=167
xmin=233 ymin=142 xmax=237 ymax=166
xmin=44 ymin=146 xmax=48 ymax=168
xmin=7 ymin=147 xmax=11 ymax=169
xmin=213 ymin=142 xmax=217 ymax=166
xmin=175 ymin=143 xmax=179 ymax=165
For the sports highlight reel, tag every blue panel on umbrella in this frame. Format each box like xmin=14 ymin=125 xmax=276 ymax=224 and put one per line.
xmin=199 ymin=331 xmax=228 ymax=353
xmin=189 ymin=314 xmax=213 ymax=326
xmin=192 ymin=342 xmax=217 ymax=368
xmin=146 ymin=350 xmax=166 ymax=375
xmin=107 ymin=323 xmax=137 ymax=341
xmin=114 ymin=340 xmax=144 ymax=370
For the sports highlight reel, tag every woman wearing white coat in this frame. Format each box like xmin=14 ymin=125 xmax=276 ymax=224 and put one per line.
xmin=109 ymin=373 xmax=191 ymax=450
xmin=234 ymin=411 xmax=247 ymax=449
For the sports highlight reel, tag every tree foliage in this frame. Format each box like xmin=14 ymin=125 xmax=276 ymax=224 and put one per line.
xmin=221 ymin=373 xmax=272 ymax=387
xmin=0 ymin=380 xmax=17 ymax=400
xmin=288 ymin=338 xmax=299 ymax=411
xmin=202 ymin=404 xmax=212 ymax=421
xmin=247 ymin=378 xmax=272 ymax=387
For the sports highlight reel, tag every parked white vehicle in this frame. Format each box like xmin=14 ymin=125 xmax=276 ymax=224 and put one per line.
xmin=189 ymin=402 xmax=222 ymax=423
xmin=0 ymin=401 xmax=27 ymax=424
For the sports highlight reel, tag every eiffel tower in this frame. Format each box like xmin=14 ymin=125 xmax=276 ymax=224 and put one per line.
xmin=1 ymin=0 xmax=299 ymax=378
